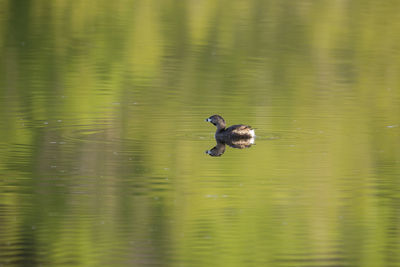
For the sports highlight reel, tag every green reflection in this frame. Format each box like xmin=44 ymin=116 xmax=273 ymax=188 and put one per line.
xmin=0 ymin=0 xmax=400 ymax=266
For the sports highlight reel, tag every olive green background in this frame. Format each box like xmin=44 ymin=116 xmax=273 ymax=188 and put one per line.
xmin=1 ymin=1 xmax=399 ymax=266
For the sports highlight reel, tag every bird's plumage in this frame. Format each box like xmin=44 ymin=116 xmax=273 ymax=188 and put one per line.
xmin=206 ymin=115 xmax=255 ymax=139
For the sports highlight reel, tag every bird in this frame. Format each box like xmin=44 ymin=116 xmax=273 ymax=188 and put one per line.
xmin=205 ymin=115 xmax=255 ymax=140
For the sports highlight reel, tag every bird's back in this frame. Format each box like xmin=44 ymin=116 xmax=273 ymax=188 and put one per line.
xmin=219 ymin=124 xmax=254 ymax=138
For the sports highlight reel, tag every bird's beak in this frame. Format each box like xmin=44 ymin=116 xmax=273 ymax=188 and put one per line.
xmin=205 ymin=118 xmax=210 ymax=122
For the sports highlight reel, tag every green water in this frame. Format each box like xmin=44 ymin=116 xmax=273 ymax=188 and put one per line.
xmin=1 ymin=1 xmax=400 ymax=266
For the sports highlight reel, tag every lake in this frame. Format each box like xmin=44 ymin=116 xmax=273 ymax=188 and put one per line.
xmin=1 ymin=1 xmax=400 ymax=266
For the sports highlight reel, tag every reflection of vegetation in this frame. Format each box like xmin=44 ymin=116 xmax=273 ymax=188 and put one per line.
xmin=0 ymin=0 xmax=400 ymax=266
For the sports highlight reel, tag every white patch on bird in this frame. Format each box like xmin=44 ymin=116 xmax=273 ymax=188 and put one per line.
xmin=249 ymin=129 xmax=255 ymax=137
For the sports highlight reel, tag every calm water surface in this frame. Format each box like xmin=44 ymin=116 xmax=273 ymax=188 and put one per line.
xmin=1 ymin=1 xmax=400 ymax=266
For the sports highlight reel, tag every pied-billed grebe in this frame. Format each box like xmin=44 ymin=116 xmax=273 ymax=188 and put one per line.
xmin=205 ymin=115 xmax=255 ymax=139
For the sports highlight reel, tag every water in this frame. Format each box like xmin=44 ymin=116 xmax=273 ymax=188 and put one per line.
xmin=1 ymin=1 xmax=400 ymax=266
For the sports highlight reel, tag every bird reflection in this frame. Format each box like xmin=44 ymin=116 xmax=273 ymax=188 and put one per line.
xmin=205 ymin=136 xmax=254 ymax=157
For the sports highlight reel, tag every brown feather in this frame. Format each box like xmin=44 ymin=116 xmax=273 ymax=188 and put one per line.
xmin=227 ymin=125 xmax=252 ymax=135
